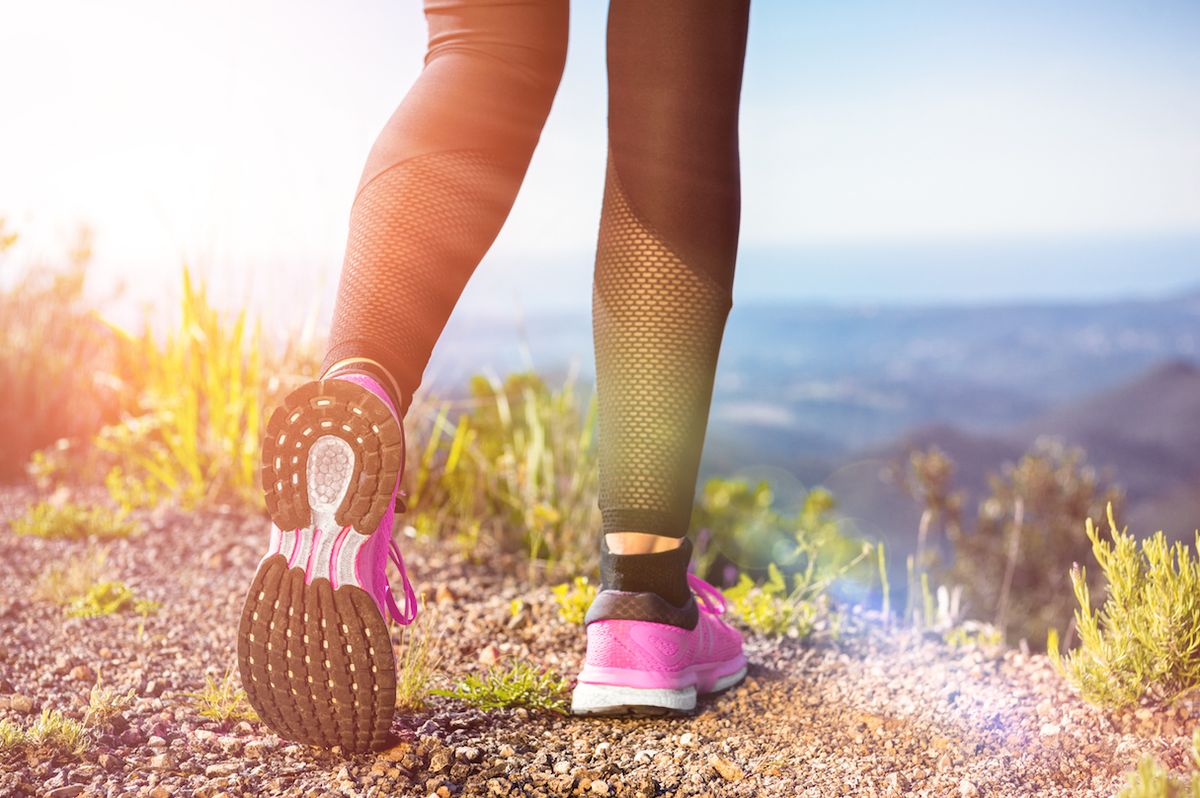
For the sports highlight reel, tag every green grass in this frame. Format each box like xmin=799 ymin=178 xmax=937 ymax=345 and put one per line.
xmin=31 ymin=548 xmax=159 ymax=621
xmin=0 ymin=709 xmax=90 ymax=756
xmin=187 ymin=670 xmax=257 ymax=723
xmin=551 ymin=576 xmax=596 ymax=626
xmin=83 ymin=672 xmax=135 ymax=728
xmin=433 ymin=661 xmax=570 ymax=714
xmin=65 ymin=580 xmax=137 ymax=619
xmin=1049 ymin=504 xmax=1200 ymax=708
xmin=395 ymin=598 xmax=441 ymax=711
xmin=10 ymin=499 xmax=138 ymax=540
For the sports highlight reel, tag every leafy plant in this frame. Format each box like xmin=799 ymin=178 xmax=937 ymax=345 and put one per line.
xmin=1118 ymin=730 xmax=1200 ymax=798
xmin=10 ymin=499 xmax=138 ymax=541
xmin=723 ymin=563 xmax=820 ymax=637
xmin=188 ymin=670 xmax=257 ymax=723
xmin=0 ymin=709 xmax=91 ymax=756
xmin=1050 ymin=504 xmax=1200 ymax=708
xmin=65 ymin=580 xmax=136 ymax=619
xmin=433 ymin=661 xmax=570 ymax=714
xmin=551 ymin=576 xmax=596 ymax=626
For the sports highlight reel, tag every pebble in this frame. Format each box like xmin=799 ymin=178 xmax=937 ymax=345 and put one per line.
xmin=478 ymin=644 xmax=501 ymax=667
xmin=68 ymin=665 xmax=95 ymax=682
xmin=1039 ymin=723 xmax=1060 ymax=737
xmin=709 ymin=754 xmax=745 ymax=782
xmin=148 ymin=753 xmax=175 ymax=771
xmin=455 ymin=745 xmax=482 ymax=763
xmin=205 ymin=763 xmax=240 ymax=778
xmin=553 ymin=760 xmax=571 ymax=775
xmin=590 ymin=779 xmax=610 ymax=795
xmin=46 ymin=787 xmax=84 ymax=798
xmin=679 ymin=732 xmax=697 ymax=748
xmin=498 ymin=744 xmax=516 ymax=758
xmin=9 ymin=694 xmax=34 ymax=714
xmin=960 ymin=778 xmax=979 ymax=797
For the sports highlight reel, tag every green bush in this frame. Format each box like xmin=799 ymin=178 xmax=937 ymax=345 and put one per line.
xmin=433 ymin=661 xmax=569 ymax=714
xmin=1050 ymin=504 xmax=1200 ymax=708
xmin=0 ymin=224 xmax=123 ymax=479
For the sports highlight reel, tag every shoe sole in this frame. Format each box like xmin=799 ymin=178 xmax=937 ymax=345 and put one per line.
xmin=238 ymin=378 xmax=404 ymax=753
xmin=571 ymin=664 xmax=748 ymax=717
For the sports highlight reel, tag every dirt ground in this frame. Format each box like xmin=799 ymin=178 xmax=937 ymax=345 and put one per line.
xmin=0 ymin=487 xmax=1189 ymax=797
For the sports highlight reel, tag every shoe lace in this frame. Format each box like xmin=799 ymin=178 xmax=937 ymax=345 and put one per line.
xmin=687 ymin=572 xmax=727 ymax=616
xmin=385 ymin=539 xmax=419 ymax=625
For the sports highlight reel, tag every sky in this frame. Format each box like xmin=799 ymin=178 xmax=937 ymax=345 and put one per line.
xmin=2 ymin=0 xmax=1199 ymax=321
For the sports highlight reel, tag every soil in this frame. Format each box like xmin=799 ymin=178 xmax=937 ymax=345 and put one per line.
xmin=0 ymin=486 xmax=1190 ymax=797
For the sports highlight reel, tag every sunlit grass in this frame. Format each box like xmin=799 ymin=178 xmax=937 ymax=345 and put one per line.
xmin=187 ymin=670 xmax=257 ymax=724
xmin=0 ymin=709 xmax=90 ymax=756
xmin=433 ymin=661 xmax=570 ymax=714
xmin=10 ymin=499 xmax=138 ymax=541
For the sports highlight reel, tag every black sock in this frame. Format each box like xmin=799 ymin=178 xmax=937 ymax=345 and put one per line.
xmin=600 ymin=537 xmax=693 ymax=607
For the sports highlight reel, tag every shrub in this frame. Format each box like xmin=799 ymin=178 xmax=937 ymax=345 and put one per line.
xmin=188 ymin=670 xmax=257 ymax=723
xmin=1050 ymin=504 xmax=1200 ymax=708
xmin=551 ymin=576 xmax=596 ymax=625
xmin=433 ymin=661 xmax=570 ymax=714
xmin=902 ymin=440 xmax=1122 ymax=647
xmin=405 ymin=373 xmax=599 ymax=573
xmin=0 ymin=223 xmax=124 ymax=480
xmin=1117 ymin=730 xmax=1200 ymax=798
xmin=10 ymin=499 xmax=138 ymax=540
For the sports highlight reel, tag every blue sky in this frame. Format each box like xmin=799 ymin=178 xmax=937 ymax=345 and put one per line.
xmin=1 ymin=0 xmax=1198 ymax=319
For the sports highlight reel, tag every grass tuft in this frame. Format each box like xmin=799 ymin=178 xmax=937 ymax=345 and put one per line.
xmin=395 ymin=597 xmax=442 ymax=711
xmin=10 ymin=499 xmax=138 ymax=540
xmin=65 ymin=580 xmax=136 ymax=619
xmin=1050 ymin=503 xmax=1200 ymax=708
xmin=433 ymin=661 xmax=570 ymax=714
xmin=0 ymin=709 xmax=91 ymax=756
xmin=551 ymin=576 xmax=596 ymax=626
xmin=83 ymin=671 xmax=135 ymax=728
xmin=187 ymin=670 xmax=257 ymax=723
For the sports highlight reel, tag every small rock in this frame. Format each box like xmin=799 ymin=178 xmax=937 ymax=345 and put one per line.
xmin=216 ymin=735 xmax=242 ymax=753
xmin=591 ymin=780 xmax=610 ymax=796
xmin=436 ymin=584 xmax=456 ymax=603
xmin=429 ymin=748 xmax=452 ymax=772
xmin=455 ymin=745 xmax=482 ymax=763
xmin=149 ymin=753 xmax=175 ymax=771
xmin=678 ymin=732 xmax=696 ymax=748
xmin=498 ymin=744 xmax=516 ymax=758
xmin=478 ymin=644 xmax=501 ymax=667
xmin=147 ymin=735 xmax=168 ymax=748
xmin=553 ymin=760 xmax=571 ymax=775
xmin=960 ymin=778 xmax=979 ymax=797
xmin=1039 ymin=723 xmax=1060 ymax=737
xmin=0 ymin=678 xmax=13 ymax=694
xmin=47 ymin=787 xmax=84 ymax=798
xmin=709 ymin=755 xmax=744 ymax=782
xmin=192 ymin=729 xmax=217 ymax=744
xmin=120 ymin=729 xmax=145 ymax=746
xmin=9 ymin=694 xmax=34 ymax=714
xmin=98 ymin=647 xmax=113 ymax=659
xmin=206 ymin=762 xmax=240 ymax=778
xmin=144 ymin=680 xmax=163 ymax=697
xmin=148 ymin=788 xmax=170 ymax=798
xmin=97 ymin=753 xmax=119 ymax=772
xmin=244 ymin=739 xmax=270 ymax=759
xmin=68 ymin=665 xmax=95 ymax=683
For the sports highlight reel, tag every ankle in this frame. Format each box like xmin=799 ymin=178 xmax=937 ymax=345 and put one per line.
xmin=600 ymin=536 xmax=692 ymax=607
xmin=604 ymin=532 xmax=684 ymax=555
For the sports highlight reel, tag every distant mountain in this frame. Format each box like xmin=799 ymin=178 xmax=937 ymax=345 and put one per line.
xmin=824 ymin=358 xmax=1200 ymax=550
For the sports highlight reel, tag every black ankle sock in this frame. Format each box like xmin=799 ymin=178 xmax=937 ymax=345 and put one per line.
xmin=600 ymin=537 xmax=693 ymax=607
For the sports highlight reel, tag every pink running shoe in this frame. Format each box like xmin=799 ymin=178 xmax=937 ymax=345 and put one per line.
xmin=237 ymin=372 xmax=417 ymax=753
xmin=571 ymin=573 xmax=747 ymax=716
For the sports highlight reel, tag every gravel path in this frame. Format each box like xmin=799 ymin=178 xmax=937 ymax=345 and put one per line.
xmin=0 ymin=487 xmax=1186 ymax=797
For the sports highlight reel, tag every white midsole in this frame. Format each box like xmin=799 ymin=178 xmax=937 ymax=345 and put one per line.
xmin=571 ymin=666 xmax=747 ymax=714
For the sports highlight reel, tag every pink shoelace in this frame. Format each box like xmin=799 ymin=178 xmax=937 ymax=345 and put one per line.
xmin=687 ymin=572 xmax=728 ymax=615
xmin=385 ymin=538 xmax=419 ymax=626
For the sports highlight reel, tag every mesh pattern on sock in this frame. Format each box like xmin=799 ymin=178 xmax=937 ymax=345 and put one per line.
xmin=592 ymin=158 xmax=732 ymax=538
xmin=323 ymin=150 xmax=512 ymax=418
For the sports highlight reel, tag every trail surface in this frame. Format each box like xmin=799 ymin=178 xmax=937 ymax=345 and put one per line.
xmin=0 ymin=487 xmax=1183 ymax=797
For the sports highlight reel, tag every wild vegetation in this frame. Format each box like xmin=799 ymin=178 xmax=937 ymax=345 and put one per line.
xmin=433 ymin=661 xmax=571 ymax=714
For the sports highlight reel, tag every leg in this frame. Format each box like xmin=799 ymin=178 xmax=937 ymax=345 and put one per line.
xmin=594 ymin=0 xmax=750 ymax=595
xmin=242 ymin=0 xmax=568 ymax=753
xmin=573 ymin=0 xmax=750 ymax=717
xmin=322 ymin=0 xmax=569 ymax=416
